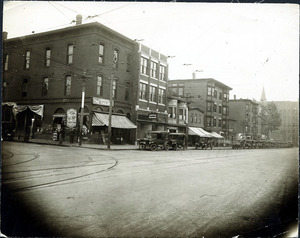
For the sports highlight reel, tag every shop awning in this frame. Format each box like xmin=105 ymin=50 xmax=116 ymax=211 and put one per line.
xmin=210 ymin=132 xmax=224 ymax=139
xmin=11 ymin=104 xmax=44 ymax=118
xmin=52 ymin=113 xmax=66 ymax=118
xmin=92 ymin=113 xmax=137 ymax=129
xmin=188 ymin=127 xmax=213 ymax=138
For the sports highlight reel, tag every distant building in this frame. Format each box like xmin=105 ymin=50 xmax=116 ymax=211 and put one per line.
xmin=269 ymin=101 xmax=299 ymax=145
xmin=228 ymin=97 xmax=259 ymax=139
xmin=167 ymin=96 xmax=188 ymax=133
xmin=168 ymin=78 xmax=232 ymax=139
xmin=188 ymin=107 xmax=205 ymax=128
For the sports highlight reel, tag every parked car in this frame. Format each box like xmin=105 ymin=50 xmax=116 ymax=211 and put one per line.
xmin=2 ymin=129 xmax=15 ymax=141
xmin=195 ymin=137 xmax=213 ymax=150
xmin=169 ymin=133 xmax=186 ymax=150
xmin=138 ymin=131 xmax=170 ymax=151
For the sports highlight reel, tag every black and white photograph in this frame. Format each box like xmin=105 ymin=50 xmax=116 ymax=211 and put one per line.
xmin=1 ymin=1 xmax=299 ymax=237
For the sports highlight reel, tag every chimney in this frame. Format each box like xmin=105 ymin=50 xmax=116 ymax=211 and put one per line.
xmin=3 ymin=32 xmax=8 ymax=40
xmin=76 ymin=14 xmax=82 ymax=25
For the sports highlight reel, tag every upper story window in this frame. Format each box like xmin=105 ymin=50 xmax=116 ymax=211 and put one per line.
xmin=126 ymin=54 xmax=131 ymax=72
xmin=213 ymin=103 xmax=217 ymax=112
xmin=207 ymin=87 xmax=213 ymax=96
xmin=214 ymin=89 xmax=218 ymax=98
xmin=25 ymin=50 xmax=30 ymax=69
xmin=150 ymin=61 xmax=157 ymax=78
xmin=219 ymin=105 xmax=222 ymax=114
xmin=191 ymin=113 xmax=194 ymax=123
xmin=42 ymin=77 xmax=49 ymax=96
xmin=99 ymin=43 xmax=105 ymax=64
xmin=159 ymin=65 xmax=166 ymax=81
xmin=158 ymin=88 xmax=165 ymax=104
xmin=178 ymin=87 xmax=184 ymax=97
xmin=4 ymin=54 xmax=9 ymax=71
xmin=149 ymin=85 xmax=157 ymax=102
xmin=22 ymin=78 xmax=28 ymax=97
xmin=65 ymin=75 xmax=72 ymax=96
xmin=96 ymin=76 xmax=103 ymax=96
xmin=223 ymin=93 xmax=229 ymax=101
xmin=219 ymin=91 xmax=223 ymax=100
xmin=113 ymin=49 xmax=119 ymax=69
xmin=67 ymin=44 xmax=74 ymax=64
xmin=139 ymin=82 xmax=147 ymax=100
xmin=141 ymin=57 xmax=148 ymax=75
xmin=207 ymin=102 xmax=212 ymax=112
xmin=45 ymin=48 xmax=51 ymax=67
xmin=112 ymin=80 xmax=117 ymax=99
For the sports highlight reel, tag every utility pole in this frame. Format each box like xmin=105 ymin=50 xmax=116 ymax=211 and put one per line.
xmin=107 ymin=74 xmax=114 ymax=149
xmin=79 ymin=71 xmax=89 ymax=146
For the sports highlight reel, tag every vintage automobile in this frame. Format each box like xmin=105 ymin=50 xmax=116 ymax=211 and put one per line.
xmin=138 ymin=131 xmax=171 ymax=151
xmin=169 ymin=133 xmax=186 ymax=150
xmin=195 ymin=137 xmax=213 ymax=150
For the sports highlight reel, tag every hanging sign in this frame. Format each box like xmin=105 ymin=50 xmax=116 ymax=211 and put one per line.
xmin=66 ymin=108 xmax=77 ymax=128
xmin=92 ymin=97 xmax=113 ymax=106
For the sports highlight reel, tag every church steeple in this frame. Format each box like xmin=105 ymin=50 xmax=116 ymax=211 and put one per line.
xmin=261 ymin=86 xmax=266 ymax=102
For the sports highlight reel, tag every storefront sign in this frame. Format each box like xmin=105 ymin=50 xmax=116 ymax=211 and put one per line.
xmin=66 ymin=108 xmax=77 ymax=128
xmin=148 ymin=113 xmax=157 ymax=119
xmin=92 ymin=97 xmax=112 ymax=107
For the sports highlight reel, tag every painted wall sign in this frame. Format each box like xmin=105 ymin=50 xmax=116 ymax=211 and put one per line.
xmin=148 ymin=113 xmax=157 ymax=119
xmin=66 ymin=108 xmax=77 ymax=128
xmin=92 ymin=97 xmax=113 ymax=107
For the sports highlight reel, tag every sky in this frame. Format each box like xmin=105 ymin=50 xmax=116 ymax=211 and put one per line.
xmin=2 ymin=1 xmax=299 ymax=101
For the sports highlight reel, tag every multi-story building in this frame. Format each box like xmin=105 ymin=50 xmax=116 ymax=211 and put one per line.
xmin=167 ymin=96 xmax=188 ymax=133
xmin=2 ymin=15 xmax=169 ymax=145
xmin=134 ymin=44 xmax=169 ymax=139
xmin=228 ymin=97 xmax=259 ymax=139
xmin=168 ymin=78 xmax=232 ymax=139
xmin=269 ymin=101 xmax=299 ymax=146
xmin=188 ymin=107 xmax=205 ymax=128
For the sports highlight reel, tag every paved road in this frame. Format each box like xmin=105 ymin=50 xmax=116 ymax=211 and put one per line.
xmin=1 ymin=141 xmax=298 ymax=237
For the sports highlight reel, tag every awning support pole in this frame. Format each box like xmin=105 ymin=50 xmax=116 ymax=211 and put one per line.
xmin=107 ymin=74 xmax=114 ymax=149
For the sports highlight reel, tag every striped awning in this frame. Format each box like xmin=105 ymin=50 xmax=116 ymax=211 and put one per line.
xmin=92 ymin=113 xmax=137 ymax=129
xmin=188 ymin=127 xmax=213 ymax=138
xmin=210 ymin=132 xmax=224 ymax=139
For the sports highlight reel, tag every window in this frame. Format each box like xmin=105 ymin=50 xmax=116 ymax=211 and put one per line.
xmin=149 ymin=85 xmax=157 ymax=102
xmin=218 ymin=119 xmax=222 ymax=127
xmin=67 ymin=44 xmax=73 ymax=64
xmin=159 ymin=65 xmax=166 ymax=81
xmin=206 ymin=117 xmax=212 ymax=127
xmin=99 ymin=43 xmax=104 ymax=64
xmin=113 ymin=49 xmax=119 ymax=68
xmin=191 ymin=113 xmax=194 ymax=123
xmin=42 ymin=77 xmax=49 ymax=96
xmin=207 ymin=102 xmax=212 ymax=112
xmin=195 ymin=114 xmax=197 ymax=123
xmin=4 ymin=54 xmax=9 ymax=71
xmin=158 ymin=88 xmax=165 ymax=104
xmin=22 ymin=78 xmax=28 ymax=97
xmin=126 ymin=54 xmax=131 ymax=72
xmin=45 ymin=48 xmax=51 ymax=67
xmin=168 ymin=107 xmax=173 ymax=118
xmin=214 ymin=89 xmax=218 ymax=98
xmin=213 ymin=103 xmax=217 ymax=112
xmin=219 ymin=91 xmax=223 ymax=100
xmin=150 ymin=61 xmax=157 ymax=78
xmin=141 ymin=57 xmax=148 ymax=75
xmin=25 ymin=50 xmax=30 ymax=69
xmin=65 ymin=75 xmax=71 ymax=96
xmin=179 ymin=109 xmax=184 ymax=120
xmin=178 ymin=87 xmax=184 ymax=97
xmin=207 ymin=87 xmax=213 ymax=96
xmin=219 ymin=105 xmax=222 ymax=114
xmin=223 ymin=93 xmax=228 ymax=101
xmin=213 ymin=118 xmax=217 ymax=127
xmin=96 ymin=76 xmax=102 ymax=96
xmin=112 ymin=80 xmax=117 ymax=99
xmin=222 ymin=120 xmax=227 ymax=129
xmin=223 ymin=106 xmax=227 ymax=115
xmin=139 ymin=83 xmax=147 ymax=100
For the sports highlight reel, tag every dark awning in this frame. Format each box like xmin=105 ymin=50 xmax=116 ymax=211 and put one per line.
xmin=92 ymin=113 xmax=137 ymax=129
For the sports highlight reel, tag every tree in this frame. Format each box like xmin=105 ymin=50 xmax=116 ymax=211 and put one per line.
xmin=259 ymin=102 xmax=281 ymax=137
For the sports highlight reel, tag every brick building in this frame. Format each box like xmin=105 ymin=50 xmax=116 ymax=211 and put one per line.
xmin=228 ymin=98 xmax=259 ymax=139
xmin=168 ymin=78 xmax=232 ymax=139
xmin=2 ymin=16 xmax=169 ymax=144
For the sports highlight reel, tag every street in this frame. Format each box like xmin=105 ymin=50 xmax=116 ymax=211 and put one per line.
xmin=1 ymin=141 xmax=298 ymax=237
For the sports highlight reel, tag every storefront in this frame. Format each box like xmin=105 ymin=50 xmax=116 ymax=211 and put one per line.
xmin=91 ymin=112 xmax=137 ymax=144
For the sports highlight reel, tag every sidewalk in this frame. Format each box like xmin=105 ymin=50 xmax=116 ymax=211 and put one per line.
xmin=13 ymin=137 xmax=232 ymax=151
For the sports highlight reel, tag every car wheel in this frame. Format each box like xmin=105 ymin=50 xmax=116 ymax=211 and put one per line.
xmin=150 ymin=143 xmax=158 ymax=151
xmin=173 ymin=145 xmax=177 ymax=151
xmin=139 ymin=144 xmax=145 ymax=150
